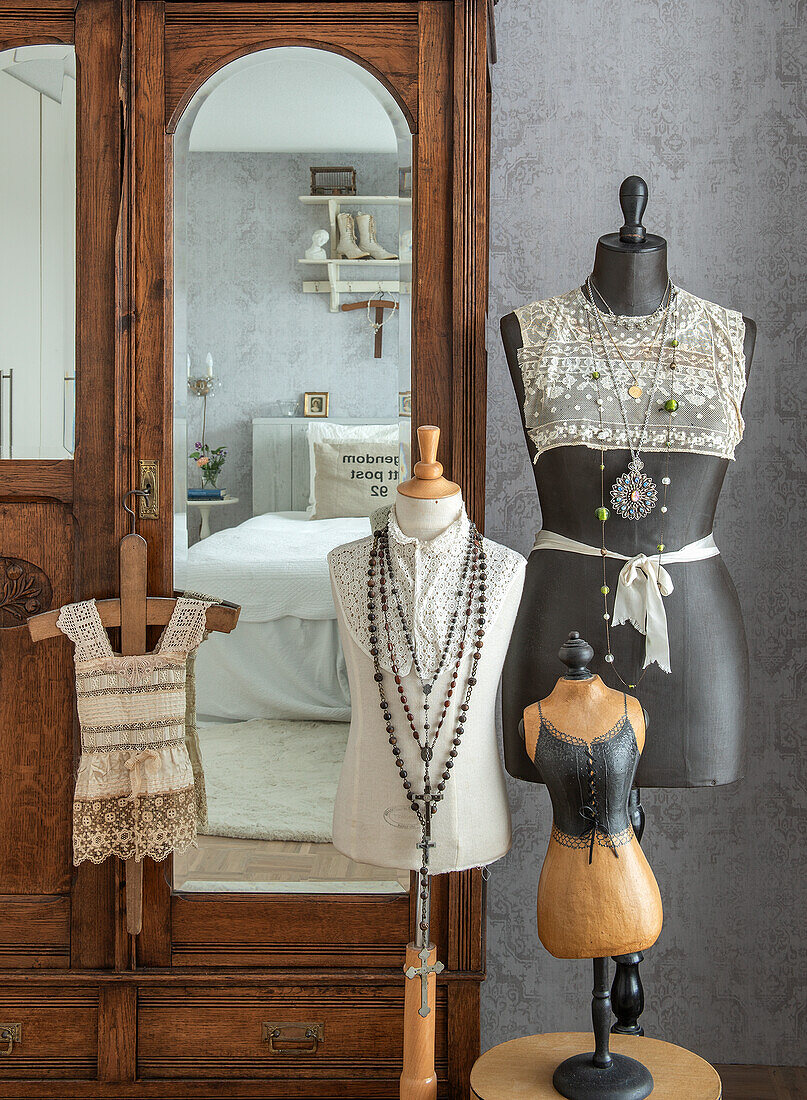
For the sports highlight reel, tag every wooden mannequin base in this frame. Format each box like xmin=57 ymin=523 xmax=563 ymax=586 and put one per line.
xmin=470 ymin=1033 xmax=722 ymax=1099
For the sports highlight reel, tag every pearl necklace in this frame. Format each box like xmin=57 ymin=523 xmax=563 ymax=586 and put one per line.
xmin=367 ymin=515 xmax=486 ymax=933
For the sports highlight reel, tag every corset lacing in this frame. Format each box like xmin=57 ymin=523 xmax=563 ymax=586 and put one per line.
xmin=538 ymin=695 xmax=635 ymax=864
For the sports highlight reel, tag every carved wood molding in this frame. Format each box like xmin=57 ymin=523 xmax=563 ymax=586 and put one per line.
xmin=0 ymin=557 xmax=53 ymax=627
xmin=165 ymin=2 xmax=419 ymax=26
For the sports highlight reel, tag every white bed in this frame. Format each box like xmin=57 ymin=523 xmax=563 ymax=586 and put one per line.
xmin=177 ymin=511 xmax=369 ymax=720
xmin=174 ymin=417 xmax=400 ymax=721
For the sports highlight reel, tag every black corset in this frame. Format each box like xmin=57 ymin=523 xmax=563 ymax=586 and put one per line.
xmin=533 ymin=696 xmax=639 ymax=862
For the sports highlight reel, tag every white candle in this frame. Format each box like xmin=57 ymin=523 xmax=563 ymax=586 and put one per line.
xmin=205 ymin=352 xmax=214 ymax=378
xmin=186 ymin=353 xmax=191 ymax=378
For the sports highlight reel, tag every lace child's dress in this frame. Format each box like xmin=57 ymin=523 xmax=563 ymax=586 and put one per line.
xmin=56 ymin=596 xmax=211 ymax=864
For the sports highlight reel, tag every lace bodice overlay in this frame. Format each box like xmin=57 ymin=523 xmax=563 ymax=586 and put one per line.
xmin=56 ymin=597 xmax=211 ymax=864
xmin=328 ymin=504 xmax=524 ymax=676
xmin=515 ymin=287 xmax=746 ymax=461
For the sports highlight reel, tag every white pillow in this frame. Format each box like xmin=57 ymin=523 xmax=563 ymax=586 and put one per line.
xmin=307 ymin=422 xmax=399 ymax=514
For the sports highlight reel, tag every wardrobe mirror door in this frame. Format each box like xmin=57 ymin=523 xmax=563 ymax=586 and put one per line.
xmin=172 ymin=46 xmax=412 ymax=895
xmin=0 ymin=46 xmax=76 ymax=459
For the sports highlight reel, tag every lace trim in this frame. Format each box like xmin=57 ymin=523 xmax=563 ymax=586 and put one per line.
xmin=57 ymin=597 xmax=211 ymax=666
xmin=73 ymin=787 xmax=197 ymax=864
xmin=551 ymin=822 xmax=634 ymax=850
xmin=515 ymin=286 xmax=746 ymax=462
xmin=538 ymin=713 xmax=629 ymax=748
xmin=329 ymin=503 xmax=524 ymax=675
xmin=184 ymin=649 xmax=208 ymax=829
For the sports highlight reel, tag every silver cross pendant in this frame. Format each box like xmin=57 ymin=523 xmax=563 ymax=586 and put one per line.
xmin=404 ymin=944 xmax=445 ymax=1018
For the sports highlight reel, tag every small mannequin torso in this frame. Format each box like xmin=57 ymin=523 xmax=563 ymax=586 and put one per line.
xmin=523 ymin=675 xmax=662 ymax=959
xmin=500 ymin=238 xmax=755 ymax=788
xmin=329 ymin=491 xmax=526 ymax=874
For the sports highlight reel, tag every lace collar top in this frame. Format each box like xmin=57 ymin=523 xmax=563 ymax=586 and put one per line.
xmin=329 ymin=502 xmax=523 ymax=676
xmin=515 ymin=286 xmax=747 ymax=462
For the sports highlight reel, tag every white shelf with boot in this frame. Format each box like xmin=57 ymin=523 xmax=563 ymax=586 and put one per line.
xmin=299 ymin=195 xmax=412 ymax=312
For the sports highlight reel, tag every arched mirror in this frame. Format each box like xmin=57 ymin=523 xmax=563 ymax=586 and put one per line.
xmin=172 ymin=47 xmax=412 ymax=895
xmin=0 ymin=45 xmax=76 ymax=459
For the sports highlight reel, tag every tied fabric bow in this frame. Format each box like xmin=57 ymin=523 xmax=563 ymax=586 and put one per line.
xmin=124 ymin=749 xmax=161 ymax=801
xmin=613 ymin=553 xmax=675 ymax=673
xmin=579 ymin=804 xmax=619 ymax=865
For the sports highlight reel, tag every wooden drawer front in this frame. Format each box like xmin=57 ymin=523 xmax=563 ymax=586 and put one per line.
xmin=0 ymin=990 xmax=97 ymax=1079
xmin=138 ymin=985 xmax=447 ymax=1080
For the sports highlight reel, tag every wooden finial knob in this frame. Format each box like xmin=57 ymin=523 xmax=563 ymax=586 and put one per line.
xmin=397 ymin=423 xmax=461 ymax=499
xmin=413 ymin=425 xmax=443 ymax=481
xmin=558 ymin=631 xmax=595 ymax=679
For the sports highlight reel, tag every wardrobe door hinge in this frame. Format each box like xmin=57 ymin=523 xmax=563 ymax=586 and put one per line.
xmin=138 ymin=461 xmax=159 ymax=518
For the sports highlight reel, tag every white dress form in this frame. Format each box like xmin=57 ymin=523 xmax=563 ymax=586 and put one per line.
xmin=328 ymin=491 xmax=525 ymax=874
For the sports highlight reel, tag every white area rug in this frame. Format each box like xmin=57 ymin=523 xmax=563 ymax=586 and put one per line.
xmin=198 ymin=718 xmax=350 ymax=843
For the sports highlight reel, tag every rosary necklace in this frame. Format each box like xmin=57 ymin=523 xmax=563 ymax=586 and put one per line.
xmin=583 ymin=295 xmax=680 ymax=688
xmin=585 ymin=275 xmax=677 ymax=521
xmin=367 ymin=514 xmax=486 ymax=935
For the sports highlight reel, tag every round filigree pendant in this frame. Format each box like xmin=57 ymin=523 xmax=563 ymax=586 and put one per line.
xmin=610 ymin=459 xmax=658 ymax=520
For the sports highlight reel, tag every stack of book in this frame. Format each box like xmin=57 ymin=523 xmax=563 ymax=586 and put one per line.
xmin=188 ymin=487 xmax=227 ymax=501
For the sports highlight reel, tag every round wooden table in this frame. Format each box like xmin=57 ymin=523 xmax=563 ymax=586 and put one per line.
xmin=470 ymin=1033 xmax=721 ymax=1099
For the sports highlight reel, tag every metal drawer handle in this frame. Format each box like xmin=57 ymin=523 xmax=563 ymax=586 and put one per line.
xmin=0 ymin=1024 xmax=21 ymax=1055
xmin=262 ymin=1021 xmax=324 ymax=1054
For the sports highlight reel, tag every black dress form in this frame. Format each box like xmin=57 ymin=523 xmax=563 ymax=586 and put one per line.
xmin=500 ymin=178 xmax=756 ymax=788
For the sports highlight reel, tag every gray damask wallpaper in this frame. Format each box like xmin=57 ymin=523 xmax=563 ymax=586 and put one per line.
xmin=482 ymin=0 xmax=805 ymax=1067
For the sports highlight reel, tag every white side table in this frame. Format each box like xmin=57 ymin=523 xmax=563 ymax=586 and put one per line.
xmin=187 ymin=496 xmax=239 ymax=540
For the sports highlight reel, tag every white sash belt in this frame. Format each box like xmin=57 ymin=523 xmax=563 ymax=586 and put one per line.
xmin=532 ymin=530 xmax=720 ymax=674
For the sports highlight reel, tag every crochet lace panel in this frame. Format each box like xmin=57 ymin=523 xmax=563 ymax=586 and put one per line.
xmin=329 ymin=504 xmax=524 ymax=675
xmin=57 ymin=600 xmax=114 ymax=662
xmin=515 ymin=286 xmax=746 ymax=461
xmin=74 ymin=787 xmax=197 ymax=864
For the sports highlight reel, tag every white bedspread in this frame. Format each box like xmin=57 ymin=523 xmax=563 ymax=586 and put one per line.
xmin=176 ymin=511 xmax=370 ymax=622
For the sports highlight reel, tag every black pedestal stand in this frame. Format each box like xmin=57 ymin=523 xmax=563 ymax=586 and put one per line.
xmin=552 ymin=958 xmax=653 ymax=1100
xmin=611 ymin=788 xmax=646 ymax=1035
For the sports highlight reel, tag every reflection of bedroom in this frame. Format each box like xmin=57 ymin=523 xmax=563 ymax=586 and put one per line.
xmin=172 ymin=48 xmax=411 ymax=894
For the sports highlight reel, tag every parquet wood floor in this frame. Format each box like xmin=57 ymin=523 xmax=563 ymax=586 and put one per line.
xmin=715 ymin=1064 xmax=807 ymax=1099
xmin=173 ymin=833 xmax=410 ymax=892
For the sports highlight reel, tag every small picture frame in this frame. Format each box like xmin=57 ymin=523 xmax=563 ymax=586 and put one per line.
xmin=304 ymin=391 xmax=329 ymax=418
xmin=398 ymin=390 xmax=412 ymax=418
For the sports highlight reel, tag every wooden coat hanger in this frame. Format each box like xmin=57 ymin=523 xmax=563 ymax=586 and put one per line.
xmin=340 ymin=297 xmax=397 ymax=358
xmin=27 ymin=490 xmax=241 ymax=937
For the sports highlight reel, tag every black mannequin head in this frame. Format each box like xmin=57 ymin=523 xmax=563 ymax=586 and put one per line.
xmin=588 ymin=176 xmax=670 ymax=316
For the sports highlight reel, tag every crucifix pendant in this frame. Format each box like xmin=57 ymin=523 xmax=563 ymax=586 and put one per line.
xmin=404 ymin=944 xmax=445 ymax=1018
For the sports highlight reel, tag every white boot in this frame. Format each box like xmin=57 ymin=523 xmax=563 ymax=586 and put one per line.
xmin=336 ymin=212 xmax=369 ymax=259
xmin=355 ymin=212 xmax=398 ymax=260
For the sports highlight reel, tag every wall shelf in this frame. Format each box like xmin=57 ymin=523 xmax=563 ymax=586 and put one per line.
xmin=299 ymin=194 xmax=412 ymax=206
xmin=299 ymin=196 xmax=411 ymax=310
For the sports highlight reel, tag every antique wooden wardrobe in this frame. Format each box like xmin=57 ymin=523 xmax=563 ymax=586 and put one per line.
xmin=0 ymin=1 xmax=493 ymax=1095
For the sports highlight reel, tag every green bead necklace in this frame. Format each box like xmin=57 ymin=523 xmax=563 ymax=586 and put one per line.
xmin=585 ymin=298 xmax=680 ymax=690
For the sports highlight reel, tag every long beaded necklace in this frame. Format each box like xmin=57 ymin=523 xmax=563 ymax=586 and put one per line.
xmin=583 ymin=285 xmax=680 ymax=689
xmin=367 ymin=514 xmax=486 ymax=937
xmin=585 ymin=275 xmax=676 ymax=521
